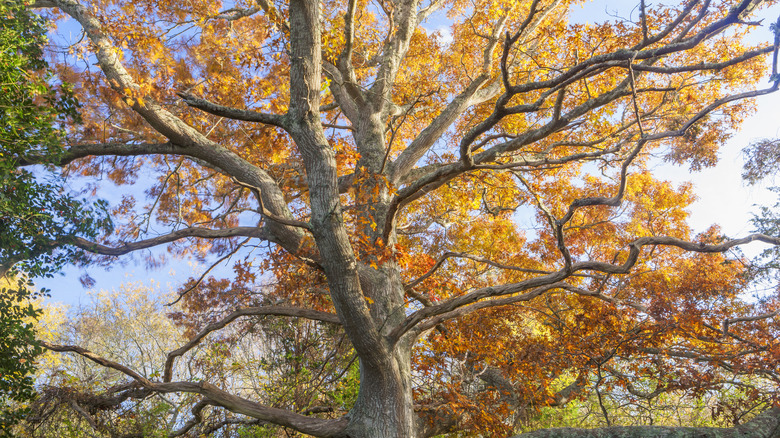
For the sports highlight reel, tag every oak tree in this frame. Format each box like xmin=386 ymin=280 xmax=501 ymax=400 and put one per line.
xmin=13 ymin=0 xmax=780 ymax=436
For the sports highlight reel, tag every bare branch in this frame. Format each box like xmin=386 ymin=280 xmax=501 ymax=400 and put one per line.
xmin=41 ymin=341 xmax=153 ymax=387
xmin=167 ymin=238 xmax=251 ymax=306
xmin=163 ymin=305 xmax=341 ymax=382
xmin=722 ymin=309 xmax=780 ymax=339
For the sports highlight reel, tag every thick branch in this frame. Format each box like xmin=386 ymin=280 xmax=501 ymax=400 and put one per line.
xmin=390 ymin=74 xmax=491 ymax=183
xmin=42 ymin=343 xmax=348 ymax=437
xmin=288 ymin=0 xmax=386 ymax=369
xmin=41 ymin=341 xmax=153 ymax=387
xmin=153 ymin=381 xmax=347 ymax=437
xmin=368 ymin=0 xmax=420 ymax=114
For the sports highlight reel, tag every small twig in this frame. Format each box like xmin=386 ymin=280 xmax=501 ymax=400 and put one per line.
xmin=166 ymin=238 xmax=251 ymax=306
xmin=627 ymin=54 xmax=646 ymax=138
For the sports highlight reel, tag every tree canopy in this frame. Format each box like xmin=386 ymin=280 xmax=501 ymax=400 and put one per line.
xmin=11 ymin=0 xmax=780 ymax=436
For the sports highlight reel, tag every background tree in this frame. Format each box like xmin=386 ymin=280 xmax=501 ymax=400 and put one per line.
xmin=26 ymin=283 xmax=357 ymax=438
xmin=14 ymin=0 xmax=780 ymax=436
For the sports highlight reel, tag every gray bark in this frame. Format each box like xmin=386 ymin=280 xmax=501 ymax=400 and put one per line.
xmin=514 ymin=407 xmax=780 ymax=438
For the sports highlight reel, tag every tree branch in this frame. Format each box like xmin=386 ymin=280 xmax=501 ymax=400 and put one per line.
xmin=42 ymin=342 xmax=348 ymax=437
xmin=152 ymin=381 xmax=347 ymax=437
xmin=16 ymin=142 xmax=180 ymax=167
xmin=163 ymin=305 xmax=341 ymax=382
xmin=177 ymin=92 xmax=289 ymax=129
xmin=41 ymin=341 xmax=153 ymax=387
xmin=64 ymin=226 xmax=274 ymax=257
xmin=404 ymin=251 xmax=549 ymax=290
xmin=722 ymin=309 xmax=780 ymax=339
xmin=393 ymin=233 xmax=780 ymax=341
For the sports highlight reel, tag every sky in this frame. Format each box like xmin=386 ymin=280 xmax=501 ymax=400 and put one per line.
xmin=37 ymin=0 xmax=780 ymax=306
xmin=567 ymin=1 xmax=780 ymax=241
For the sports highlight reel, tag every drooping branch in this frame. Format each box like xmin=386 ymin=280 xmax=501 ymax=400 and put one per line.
xmin=41 ymin=341 xmax=153 ymax=387
xmin=42 ymin=342 xmax=348 ymax=437
xmin=163 ymin=305 xmax=341 ymax=382
xmin=152 ymin=381 xmax=347 ymax=437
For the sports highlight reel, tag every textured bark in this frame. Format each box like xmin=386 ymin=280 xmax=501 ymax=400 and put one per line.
xmin=514 ymin=407 xmax=780 ymax=438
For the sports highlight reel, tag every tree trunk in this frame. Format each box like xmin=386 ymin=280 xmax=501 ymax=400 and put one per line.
xmin=344 ymin=344 xmax=416 ymax=437
xmin=342 ymin=262 xmax=417 ymax=438
xmin=513 ymin=406 xmax=780 ymax=438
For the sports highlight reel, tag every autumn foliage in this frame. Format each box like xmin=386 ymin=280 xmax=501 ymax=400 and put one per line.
xmin=10 ymin=0 xmax=780 ymax=436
